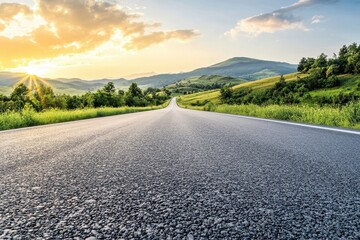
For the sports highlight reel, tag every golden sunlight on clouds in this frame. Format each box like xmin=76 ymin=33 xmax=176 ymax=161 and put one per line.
xmin=124 ymin=30 xmax=199 ymax=50
xmin=0 ymin=0 xmax=198 ymax=69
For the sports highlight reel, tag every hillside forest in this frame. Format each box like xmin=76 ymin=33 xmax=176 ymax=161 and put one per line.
xmin=220 ymin=43 xmax=360 ymax=106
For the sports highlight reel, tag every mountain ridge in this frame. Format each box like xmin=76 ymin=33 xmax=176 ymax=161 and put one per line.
xmin=0 ymin=57 xmax=297 ymax=95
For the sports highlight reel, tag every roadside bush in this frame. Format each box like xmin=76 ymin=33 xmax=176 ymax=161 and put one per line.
xmin=204 ymin=102 xmax=216 ymax=111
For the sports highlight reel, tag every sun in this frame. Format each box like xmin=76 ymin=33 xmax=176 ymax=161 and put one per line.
xmin=24 ymin=65 xmax=48 ymax=77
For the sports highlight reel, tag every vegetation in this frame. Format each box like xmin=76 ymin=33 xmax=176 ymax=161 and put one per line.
xmin=177 ymin=101 xmax=360 ymax=130
xmin=0 ymin=82 xmax=170 ymax=130
xmin=0 ymin=105 xmax=167 ymax=131
xmin=220 ymin=45 xmax=360 ymax=105
xmin=178 ymin=44 xmax=360 ymax=130
xmin=298 ymin=43 xmax=360 ymax=75
xmin=166 ymin=75 xmax=247 ymax=95
xmin=0 ymin=82 xmax=170 ymax=113
xmin=176 ymin=73 xmax=306 ymax=106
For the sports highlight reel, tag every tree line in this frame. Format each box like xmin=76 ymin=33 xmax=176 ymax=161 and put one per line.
xmin=220 ymin=43 xmax=360 ymax=106
xmin=298 ymin=43 xmax=360 ymax=76
xmin=0 ymin=82 xmax=170 ymax=113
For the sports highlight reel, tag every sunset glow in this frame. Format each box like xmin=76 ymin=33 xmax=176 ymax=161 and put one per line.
xmin=23 ymin=65 xmax=48 ymax=77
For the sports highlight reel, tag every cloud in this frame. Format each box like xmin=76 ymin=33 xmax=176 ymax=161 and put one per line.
xmin=227 ymin=12 xmax=307 ymax=37
xmin=0 ymin=3 xmax=32 ymax=31
xmin=227 ymin=0 xmax=337 ymax=37
xmin=0 ymin=0 xmax=198 ymax=68
xmin=311 ymin=15 xmax=325 ymax=24
xmin=124 ymin=30 xmax=198 ymax=50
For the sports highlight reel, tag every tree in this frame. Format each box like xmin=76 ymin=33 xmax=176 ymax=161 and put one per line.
xmin=128 ymin=83 xmax=143 ymax=97
xmin=220 ymin=86 xmax=233 ymax=103
xmin=274 ymin=75 xmax=286 ymax=90
xmin=338 ymin=45 xmax=348 ymax=73
xmin=33 ymin=84 xmax=57 ymax=110
xmin=82 ymin=92 xmax=95 ymax=108
xmin=298 ymin=57 xmax=307 ymax=73
xmin=326 ymin=64 xmax=340 ymax=78
xmin=11 ymin=84 xmax=29 ymax=102
xmin=67 ymin=96 xmax=83 ymax=109
xmin=346 ymin=43 xmax=360 ymax=74
xmin=93 ymin=82 xmax=124 ymax=107
xmin=8 ymin=84 xmax=33 ymax=111
xmin=103 ymin=82 xmax=116 ymax=95
xmin=162 ymin=87 xmax=171 ymax=97
xmin=313 ymin=53 xmax=328 ymax=69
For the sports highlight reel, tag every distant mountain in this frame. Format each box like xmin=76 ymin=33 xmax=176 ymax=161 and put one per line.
xmin=0 ymin=57 xmax=297 ymax=95
xmin=0 ymin=72 xmax=129 ymax=95
xmin=130 ymin=57 xmax=297 ymax=87
xmin=190 ymin=57 xmax=297 ymax=80
xmin=48 ymin=78 xmax=129 ymax=93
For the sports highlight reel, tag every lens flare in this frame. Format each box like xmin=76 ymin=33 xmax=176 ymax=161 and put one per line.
xmin=24 ymin=65 xmax=48 ymax=77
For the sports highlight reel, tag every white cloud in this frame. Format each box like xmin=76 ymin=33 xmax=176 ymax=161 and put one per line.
xmin=311 ymin=15 xmax=325 ymax=24
xmin=227 ymin=0 xmax=337 ymax=37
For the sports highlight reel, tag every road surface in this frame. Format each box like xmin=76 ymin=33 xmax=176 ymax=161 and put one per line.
xmin=1 ymin=98 xmax=360 ymax=239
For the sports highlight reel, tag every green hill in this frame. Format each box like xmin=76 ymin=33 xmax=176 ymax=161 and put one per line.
xmin=166 ymin=75 xmax=247 ymax=94
xmin=190 ymin=57 xmax=297 ymax=80
xmin=178 ymin=73 xmax=360 ymax=106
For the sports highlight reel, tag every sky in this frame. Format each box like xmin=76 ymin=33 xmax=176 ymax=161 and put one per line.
xmin=0 ymin=0 xmax=359 ymax=79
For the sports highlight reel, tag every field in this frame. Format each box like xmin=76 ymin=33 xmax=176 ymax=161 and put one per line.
xmin=177 ymin=73 xmax=308 ymax=105
xmin=166 ymin=75 xmax=247 ymax=94
xmin=178 ymin=74 xmax=360 ymax=130
xmin=0 ymin=101 xmax=169 ymax=131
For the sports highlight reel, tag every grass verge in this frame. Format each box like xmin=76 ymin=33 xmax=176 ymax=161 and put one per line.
xmin=0 ymin=101 xmax=169 ymax=131
xmin=178 ymin=100 xmax=360 ymax=130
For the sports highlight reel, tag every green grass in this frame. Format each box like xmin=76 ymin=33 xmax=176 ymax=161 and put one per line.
xmin=0 ymin=101 xmax=169 ymax=131
xmin=177 ymin=101 xmax=360 ymax=130
xmin=177 ymin=73 xmax=360 ymax=130
xmin=310 ymin=74 xmax=360 ymax=98
xmin=233 ymin=73 xmax=306 ymax=90
xmin=177 ymin=73 xmax=307 ymax=105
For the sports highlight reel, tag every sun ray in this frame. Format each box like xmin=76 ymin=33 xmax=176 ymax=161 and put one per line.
xmin=37 ymin=77 xmax=53 ymax=88
xmin=16 ymin=75 xmax=30 ymax=87
xmin=28 ymin=75 xmax=34 ymax=91
xmin=33 ymin=76 xmax=42 ymax=98
xmin=32 ymin=75 xmax=45 ymax=100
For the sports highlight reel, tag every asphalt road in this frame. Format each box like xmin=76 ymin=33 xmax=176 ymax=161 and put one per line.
xmin=1 ymin=98 xmax=360 ymax=239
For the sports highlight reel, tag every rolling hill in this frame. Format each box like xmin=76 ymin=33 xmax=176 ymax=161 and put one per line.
xmin=166 ymin=75 xmax=248 ymax=94
xmin=178 ymin=73 xmax=360 ymax=106
xmin=0 ymin=72 xmax=129 ymax=95
xmin=0 ymin=57 xmax=297 ymax=95
xmin=132 ymin=57 xmax=297 ymax=87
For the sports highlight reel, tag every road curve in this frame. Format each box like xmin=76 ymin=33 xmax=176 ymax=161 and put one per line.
xmin=1 ymin=98 xmax=360 ymax=239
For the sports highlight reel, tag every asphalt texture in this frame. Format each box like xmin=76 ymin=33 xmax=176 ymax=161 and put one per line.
xmin=1 ymin=98 xmax=360 ymax=239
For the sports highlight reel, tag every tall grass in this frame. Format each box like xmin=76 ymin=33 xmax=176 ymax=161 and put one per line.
xmin=180 ymin=101 xmax=360 ymax=130
xmin=0 ymin=102 xmax=168 ymax=131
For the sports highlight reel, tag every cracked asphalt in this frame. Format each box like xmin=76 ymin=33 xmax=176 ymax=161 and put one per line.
xmin=1 ymin=98 xmax=360 ymax=239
